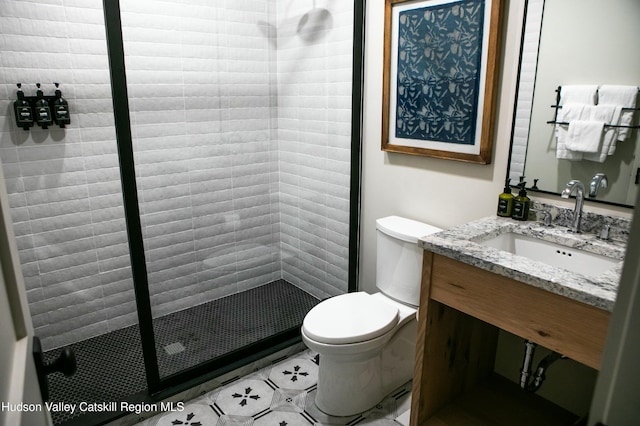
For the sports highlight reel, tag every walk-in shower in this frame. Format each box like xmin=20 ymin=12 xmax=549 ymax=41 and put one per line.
xmin=0 ymin=0 xmax=362 ymax=424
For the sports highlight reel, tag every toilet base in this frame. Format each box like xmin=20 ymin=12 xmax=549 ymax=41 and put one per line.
xmin=308 ymin=320 xmax=417 ymax=417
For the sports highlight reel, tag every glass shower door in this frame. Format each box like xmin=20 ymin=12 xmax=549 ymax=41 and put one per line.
xmin=107 ymin=0 xmax=356 ymax=386
xmin=115 ymin=0 xmax=283 ymax=379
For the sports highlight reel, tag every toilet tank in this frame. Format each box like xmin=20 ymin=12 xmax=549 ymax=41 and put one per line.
xmin=376 ymin=216 xmax=442 ymax=307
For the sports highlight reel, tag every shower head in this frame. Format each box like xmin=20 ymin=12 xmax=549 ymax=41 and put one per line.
xmin=297 ymin=0 xmax=333 ymax=42
xmin=257 ymin=0 xmax=333 ymax=45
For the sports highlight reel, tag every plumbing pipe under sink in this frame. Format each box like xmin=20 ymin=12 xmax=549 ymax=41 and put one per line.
xmin=519 ymin=339 xmax=567 ymax=393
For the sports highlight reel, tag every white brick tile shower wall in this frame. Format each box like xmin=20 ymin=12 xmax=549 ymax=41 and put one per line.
xmin=0 ymin=0 xmax=352 ymax=350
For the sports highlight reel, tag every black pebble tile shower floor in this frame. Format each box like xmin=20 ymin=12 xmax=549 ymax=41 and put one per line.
xmin=43 ymin=280 xmax=319 ymax=426
xmin=153 ymin=279 xmax=320 ymax=378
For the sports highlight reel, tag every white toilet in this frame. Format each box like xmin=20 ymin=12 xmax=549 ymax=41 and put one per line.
xmin=301 ymin=216 xmax=441 ymax=416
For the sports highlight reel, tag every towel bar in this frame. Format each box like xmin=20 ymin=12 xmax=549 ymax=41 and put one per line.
xmin=548 ymin=85 xmax=640 ymax=129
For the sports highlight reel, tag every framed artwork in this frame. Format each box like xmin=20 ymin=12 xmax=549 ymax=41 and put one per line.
xmin=382 ymin=0 xmax=503 ymax=164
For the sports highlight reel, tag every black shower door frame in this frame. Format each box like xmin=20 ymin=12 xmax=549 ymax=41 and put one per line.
xmin=101 ymin=0 xmax=364 ymax=396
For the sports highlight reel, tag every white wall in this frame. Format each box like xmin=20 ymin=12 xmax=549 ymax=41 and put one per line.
xmin=275 ymin=0 xmax=353 ymax=299
xmin=0 ymin=159 xmax=51 ymax=426
xmin=590 ymin=185 xmax=640 ymax=425
xmin=359 ymin=0 xmax=525 ymax=294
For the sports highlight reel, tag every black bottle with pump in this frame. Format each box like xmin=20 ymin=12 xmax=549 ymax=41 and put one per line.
xmin=511 ymin=183 xmax=531 ymax=221
xmin=34 ymin=83 xmax=53 ymax=129
xmin=52 ymin=83 xmax=70 ymax=128
xmin=13 ymin=84 xmax=34 ymax=130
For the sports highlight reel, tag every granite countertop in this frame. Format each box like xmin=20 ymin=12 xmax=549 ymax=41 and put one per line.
xmin=419 ymin=209 xmax=630 ymax=312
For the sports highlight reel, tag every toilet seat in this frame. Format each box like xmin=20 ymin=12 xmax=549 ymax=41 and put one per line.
xmin=302 ymin=292 xmax=399 ymax=344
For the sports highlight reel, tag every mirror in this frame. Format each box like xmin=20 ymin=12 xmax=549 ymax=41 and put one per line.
xmin=509 ymin=0 xmax=640 ymax=207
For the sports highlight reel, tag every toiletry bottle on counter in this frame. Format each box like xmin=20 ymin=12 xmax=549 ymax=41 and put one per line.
xmin=497 ymin=179 xmax=514 ymax=217
xmin=511 ymin=184 xmax=530 ymax=221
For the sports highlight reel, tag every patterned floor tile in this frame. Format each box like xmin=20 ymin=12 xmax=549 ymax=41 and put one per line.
xmin=268 ymin=358 xmax=318 ymax=390
xmin=269 ymin=389 xmax=307 ymax=413
xmin=136 ymin=349 xmax=411 ymax=426
xmin=153 ymin=403 xmax=219 ymax=426
xmin=216 ymin=415 xmax=254 ymax=426
xmin=213 ymin=379 xmax=275 ymax=416
xmin=253 ymin=411 xmax=315 ymax=425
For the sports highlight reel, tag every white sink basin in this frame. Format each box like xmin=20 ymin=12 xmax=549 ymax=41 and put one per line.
xmin=479 ymin=232 xmax=619 ymax=277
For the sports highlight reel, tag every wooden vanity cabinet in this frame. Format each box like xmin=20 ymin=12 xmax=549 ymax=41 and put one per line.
xmin=410 ymin=251 xmax=611 ymax=426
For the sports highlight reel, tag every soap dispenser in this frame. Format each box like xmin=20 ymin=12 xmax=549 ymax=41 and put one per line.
xmin=497 ymin=178 xmax=514 ymax=217
xmin=511 ymin=183 xmax=531 ymax=221
xmin=34 ymin=83 xmax=53 ymax=129
xmin=13 ymin=83 xmax=34 ymax=130
xmin=52 ymin=83 xmax=70 ymax=128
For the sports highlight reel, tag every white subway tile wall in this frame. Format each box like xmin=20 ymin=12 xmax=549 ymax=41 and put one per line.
xmin=0 ymin=0 xmax=352 ymax=350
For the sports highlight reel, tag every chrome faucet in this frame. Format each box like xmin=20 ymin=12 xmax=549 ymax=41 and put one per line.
xmin=589 ymin=173 xmax=608 ymax=197
xmin=561 ymin=180 xmax=586 ymax=233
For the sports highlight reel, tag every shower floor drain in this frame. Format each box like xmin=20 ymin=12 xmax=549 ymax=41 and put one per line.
xmin=164 ymin=342 xmax=186 ymax=355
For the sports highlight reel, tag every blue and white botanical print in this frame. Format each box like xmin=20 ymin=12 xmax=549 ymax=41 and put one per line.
xmin=395 ymin=0 xmax=485 ymax=145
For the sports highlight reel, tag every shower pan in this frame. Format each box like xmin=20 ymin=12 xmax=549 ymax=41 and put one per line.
xmin=0 ymin=0 xmax=363 ymax=425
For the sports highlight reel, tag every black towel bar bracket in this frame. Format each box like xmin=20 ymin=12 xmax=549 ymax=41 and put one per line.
xmin=551 ymin=105 xmax=640 ymax=112
xmin=546 ymin=120 xmax=640 ymax=129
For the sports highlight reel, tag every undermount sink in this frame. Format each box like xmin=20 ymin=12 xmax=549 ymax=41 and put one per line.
xmin=479 ymin=232 xmax=619 ymax=277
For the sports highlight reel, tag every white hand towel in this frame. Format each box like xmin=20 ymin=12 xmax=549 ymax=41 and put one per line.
xmin=598 ymin=85 xmax=638 ymax=141
xmin=556 ymin=103 xmax=588 ymax=160
xmin=555 ymin=86 xmax=598 ymax=159
xmin=565 ymin=120 xmax=605 ymax=153
xmin=584 ymin=105 xmax=622 ymax=163
xmin=560 ymin=85 xmax=598 ymax=105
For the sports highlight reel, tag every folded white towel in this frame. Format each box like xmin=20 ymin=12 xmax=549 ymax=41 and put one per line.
xmin=565 ymin=120 xmax=604 ymax=153
xmin=556 ymin=103 xmax=589 ymax=160
xmin=561 ymin=85 xmax=599 ymax=105
xmin=555 ymin=86 xmax=598 ymax=160
xmin=598 ymin=85 xmax=638 ymax=141
xmin=584 ymin=105 xmax=622 ymax=162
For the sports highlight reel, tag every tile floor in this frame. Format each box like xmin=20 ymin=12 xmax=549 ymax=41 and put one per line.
xmin=134 ymin=349 xmax=412 ymax=426
xmin=47 ymin=280 xmax=318 ymax=426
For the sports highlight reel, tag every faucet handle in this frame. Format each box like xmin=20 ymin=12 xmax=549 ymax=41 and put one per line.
xmin=589 ymin=173 xmax=608 ymax=198
xmin=531 ymin=208 xmax=553 ymax=226
xmin=561 ymin=179 xmax=585 ymax=198
xmin=598 ymin=224 xmax=611 ymax=241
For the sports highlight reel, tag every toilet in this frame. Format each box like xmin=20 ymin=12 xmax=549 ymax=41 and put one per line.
xmin=301 ymin=216 xmax=441 ymax=416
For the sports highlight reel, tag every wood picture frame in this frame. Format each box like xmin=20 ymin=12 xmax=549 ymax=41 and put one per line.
xmin=382 ymin=0 xmax=503 ymax=164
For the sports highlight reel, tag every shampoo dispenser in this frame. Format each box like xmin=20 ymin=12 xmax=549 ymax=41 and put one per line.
xmin=52 ymin=83 xmax=70 ymax=128
xmin=13 ymin=84 xmax=34 ymax=130
xmin=512 ymin=183 xmax=531 ymax=221
xmin=34 ymin=83 xmax=53 ymax=129
xmin=497 ymin=179 xmax=514 ymax=217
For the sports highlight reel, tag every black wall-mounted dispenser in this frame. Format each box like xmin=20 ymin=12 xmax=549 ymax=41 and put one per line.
xmin=13 ymin=83 xmax=71 ymax=130
xmin=34 ymin=83 xmax=53 ymax=129
xmin=52 ymin=83 xmax=70 ymax=128
xmin=13 ymin=83 xmax=34 ymax=130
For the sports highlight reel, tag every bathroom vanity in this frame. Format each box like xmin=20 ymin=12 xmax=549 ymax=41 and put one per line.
xmin=410 ymin=209 xmax=628 ymax=425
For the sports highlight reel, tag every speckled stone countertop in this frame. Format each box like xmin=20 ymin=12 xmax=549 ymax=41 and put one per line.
xmin=419 ymin=203 xmax=630 ymax=312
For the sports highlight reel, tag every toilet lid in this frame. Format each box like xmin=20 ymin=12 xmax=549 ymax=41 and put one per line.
xmin=302 ymin=292 xmax=399 ymax=344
